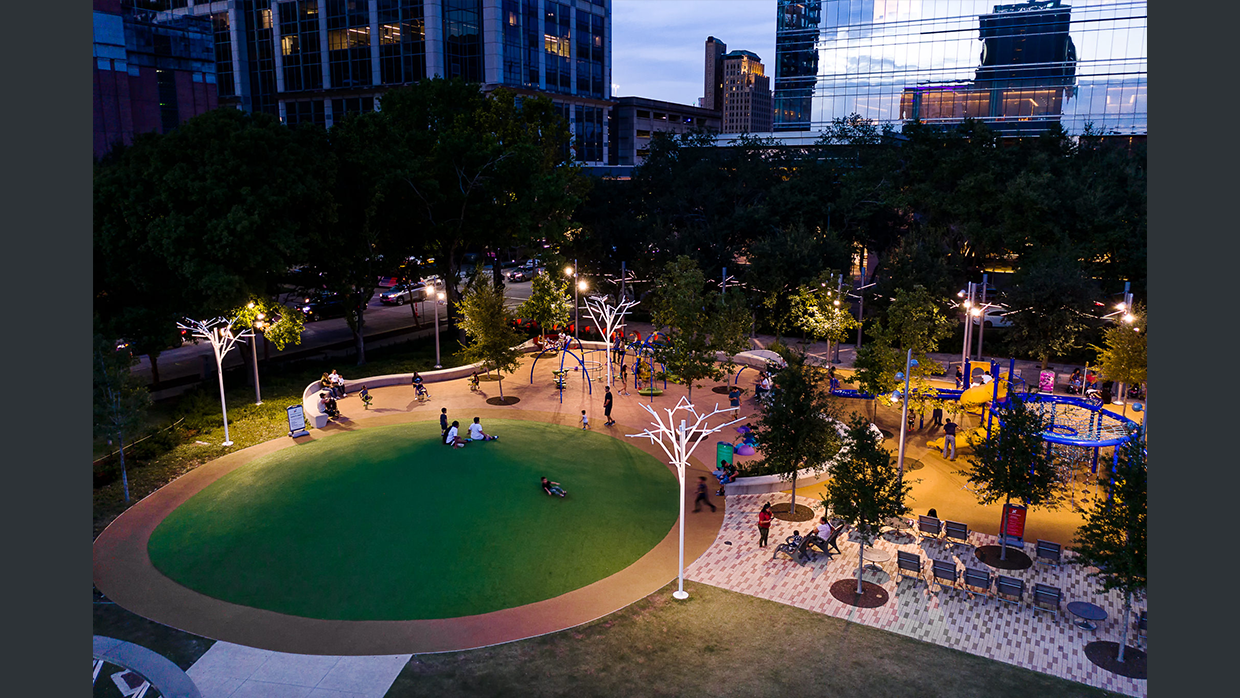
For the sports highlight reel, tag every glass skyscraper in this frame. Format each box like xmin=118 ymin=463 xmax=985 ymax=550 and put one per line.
xmin=160 ymin=0 xmax=612 ymax=164
xmin=773 ymin=0 xmax=1146 ymax=136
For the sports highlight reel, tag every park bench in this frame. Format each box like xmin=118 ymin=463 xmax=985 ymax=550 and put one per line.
xmin=995 ymin=575 xmax=1025 ymax=607
xmin=772 ymin=535 xmax=816 ymax=565
xmin=931 ymin=559 xmax=960 ymax=593
xmin=805 ymin=521 xmax=847 ymax=559
xmin=962 ymin=567 xmax=993 ymax=599
xmin=1032 ymin=583 xmax=1062 ymax=616
xmin=918 ymin=515 xmax=942 ymax=543
xmin=896 ymin=550 xmax=924 ymax=586
xmin=1035 ymin=539 xmax=1062 ymax=566
xmin=943 ymin=520 xmax=971 ymax=551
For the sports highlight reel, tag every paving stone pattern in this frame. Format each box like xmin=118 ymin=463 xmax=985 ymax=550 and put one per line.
xmin=685 ymin=493 xmax=1147 ymax=698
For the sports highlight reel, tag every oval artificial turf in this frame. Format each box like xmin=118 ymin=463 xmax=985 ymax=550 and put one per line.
xmin=147 ymin=419 xmax=678 ymax=621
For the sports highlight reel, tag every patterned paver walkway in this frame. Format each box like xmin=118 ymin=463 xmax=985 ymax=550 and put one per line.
xmin=685 ymin=493 xmax=1147 ymax=698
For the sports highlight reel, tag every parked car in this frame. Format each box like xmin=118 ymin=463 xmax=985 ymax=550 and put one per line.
xmin=972 ymin=308 xmax=1012 ymax=328
xmin=379 ymin=281 xmax=428 ymax=305
xmin=301 ymin=291 xmax=354 ymax=322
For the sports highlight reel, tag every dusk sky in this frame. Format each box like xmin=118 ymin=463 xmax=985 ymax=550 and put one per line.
xmin=612 ymin=0 xmax=777 ymax=106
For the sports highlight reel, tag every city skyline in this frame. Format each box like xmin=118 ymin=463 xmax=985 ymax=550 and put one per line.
xmin=612 ymin=0 xmax=775 ymax=106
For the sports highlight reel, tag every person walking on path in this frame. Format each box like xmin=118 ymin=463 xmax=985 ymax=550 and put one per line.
xmin=757 ymin=502 xmax=773 ymax=547
xmin=580 ymin=410 xmax=590 ymax=430
xmin=942 ymin=419 xmax=957 ymax=461
xmin=693 ymin=476 xmax=716 ymax=513
xmin=619 ymin=361 xmax=629 ymax=395
xmin=603 ymin=386 xmax=615 ymax=426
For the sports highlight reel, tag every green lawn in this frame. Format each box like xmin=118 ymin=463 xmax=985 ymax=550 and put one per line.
xmin=147 ymin=420 xmax=678 ymax=620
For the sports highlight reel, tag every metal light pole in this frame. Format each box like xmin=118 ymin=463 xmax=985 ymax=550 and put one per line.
xmin=428 ymin=285 xmax=444 ymax=368
xmin=628 ymin=398 xmax=746 ymax=600
xmin=959 ymin=282 xmax=975 ymax=377
xmin=975 ymin=273 xmax=988 ymax=360
xmin=895 ymin=350 xmax=918 ymax=492
xmin=833 ymin=273 xmax=844 ymax=363
xmin=856 ymin=250 xmax=866 ymax=350
xmin=250 ymin=321 xmax=264 ymax=405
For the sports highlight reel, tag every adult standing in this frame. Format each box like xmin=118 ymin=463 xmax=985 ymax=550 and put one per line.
xmin=692 ymin=476 xmax=716 ymax=513
xmin=603 ymin=385 xmax=615 ymax=426
xmin=729 ymin=384 xmax=742 ymax=414
xmin=942 ymin=419 xmax=957 ymax=461
xmin=757 ymin=502 xmax=773 ymax=547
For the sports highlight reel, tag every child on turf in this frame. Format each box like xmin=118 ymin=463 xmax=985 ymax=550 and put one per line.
xmin=580 ymin=410 xmax=590 ymax=429
xmin=468 ymin=416 xmax=497 ymax=441
xmin=541 ymin=476 xmax=566 ymax=497
xmin=444 ymin=421 xmax=468 ymax=448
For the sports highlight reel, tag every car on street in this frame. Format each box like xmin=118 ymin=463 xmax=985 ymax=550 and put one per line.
xmin=506 ymin=268 xmax=529 ymax=283
xmin=301 ymin=291 xmax=356 ymax=322
xmin=972 ymin=307 xmax=1012 ymax=328
xmin=379 ymin=281 xmax=428 ymax=305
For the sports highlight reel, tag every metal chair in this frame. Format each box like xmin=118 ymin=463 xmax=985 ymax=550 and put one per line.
xmin=962 ymin=567 xmax=993 ymax=599
xmin=918 ymin=515 xmax=942 ymax=543
xmin=995 ymin=575 xmax=1025 ymax=607
xmin=897 ymin=550 xmax=925 ymax=587
xmin=1032 ymin=583 xmax=1062 ymax=616
xmin=944 ymin=520 xmax=971 ymax=551
xmin=931 ymin=559 xmax=959 ymax=593
xmin=1035 ymin=539 xmax=1062 ymax=566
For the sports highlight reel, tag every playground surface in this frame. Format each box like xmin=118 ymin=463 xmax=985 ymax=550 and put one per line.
xmin=95 ymin=346 xmax=1143 ymax=695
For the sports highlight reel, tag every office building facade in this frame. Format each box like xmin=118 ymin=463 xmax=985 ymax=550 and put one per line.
xmin=609 ymin=96 xmax=721 ymax=166
xmin=160 ymin=0 xmax=613 ymax=164
xmin=721 ymin=49 xmax=772 ymax=134
xmin=94 ymin=0 xmax=219 ymax=158
xmin=773 ymin=0 xmax=1146 ymax=137
xmin=703 ymin=36 xmax=726 ymax=111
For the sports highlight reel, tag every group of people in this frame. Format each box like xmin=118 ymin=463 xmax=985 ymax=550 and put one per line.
xmin=440 ymin=408 xmax=499 ymax=448
xmin=316 ymin=369 xmax=348 ymax=420
xmin=755 ymin=502 xmax=838 ymax=551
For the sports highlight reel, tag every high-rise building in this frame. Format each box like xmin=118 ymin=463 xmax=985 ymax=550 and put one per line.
xmin=157 ymin=0 xmax=613 ymax=165
xmin=93 ymin=0 xmax=219 ymax=158
xmin=721 ymin=49 xmax=772 ymax=134
xmin=702 ymin=36 xmax=726 ymax=111
xmin=773 ymin=0 xmax=1146 ymax=137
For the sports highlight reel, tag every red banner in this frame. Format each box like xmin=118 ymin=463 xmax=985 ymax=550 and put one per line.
xmin=1001 ymin=503 xmax=1027 ymax=540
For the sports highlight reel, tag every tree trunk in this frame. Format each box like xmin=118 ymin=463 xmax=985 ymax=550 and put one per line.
xmin=1000 ymin=495 xmax=1010 ymax=561
xmin=1118 ymin=592 xmax=1132 ymax=663
xmin=789 ymin=469 xmax=798 ymax=519
xmin=353 ymin=325 xmax=366 ymax=366
xmin=148 ymin=352 xmax=161 ymax=385
xmin=118 ymin=432 xmax=130 ymax=504
xmin=856 ymin=536 xmax=866 ymax=594
xmin=498 ymin=375 xmax=504 ymax=398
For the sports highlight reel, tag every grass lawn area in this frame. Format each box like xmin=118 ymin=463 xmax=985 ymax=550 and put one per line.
xmin=389 ymin=581 xmax=1124 ymax=698
xmin=147 ymin=420 xmax=678 ymax=620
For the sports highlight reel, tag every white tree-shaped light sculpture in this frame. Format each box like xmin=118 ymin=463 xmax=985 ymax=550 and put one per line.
xmin=177 ymin=317 xmax=253 ymax=447
xmin=583 ymin=294 xmax=639 ymax=387
xmin=628 ymin=397 xmax=747 ymax=599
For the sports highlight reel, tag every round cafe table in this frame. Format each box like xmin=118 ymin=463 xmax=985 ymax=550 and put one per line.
xmin=859 ymin=545 xmax=892 ymax=573
xmin=1067 ymin=601 xmax=1108 ymax=631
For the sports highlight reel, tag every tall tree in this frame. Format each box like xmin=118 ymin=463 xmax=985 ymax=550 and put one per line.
xmin=1072 ymin=435 xmax=1147 ymax=663
xmin=750 ymin=350 xmax=842 ymax=515
xmin=649 ymin=256 xmax=750 ymax=401
xmin=517 ymin=271 xmax=572 ymax=342
xmin=788 ymin=269 xmax=860 ymax=354
xmin=822 ymin=414 xmax=911 ymax=594
xmin=1005 ymin=251 xmax=1097 ymax=369
xmin=459 ymin=274 xmax=524 ymax=399
xmin=957 ymin=394 xmax=1062 ymax=559
xmin=93 ymin=333 xmax=151 ymax=504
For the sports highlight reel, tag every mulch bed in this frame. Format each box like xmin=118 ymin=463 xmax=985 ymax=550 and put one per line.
xmin=901 ymin=458 xmax=925 ymax=472
xmin=712 ymin=385 xmax=732 ymax=394
xmin=1084 ymin=641 xmax=1147 ymax=679
xmin=771 ymin=503 xmax=816 ymax=522
xmin=974 ymin=545 xmax=1033 ymax=570
xmin=486 ymin=396 xmax=522 ymax=405
xmin=830 ymin=579 xmax=890 ymax=608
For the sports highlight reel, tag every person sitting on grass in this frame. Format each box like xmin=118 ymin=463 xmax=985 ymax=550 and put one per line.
xmin=541 ymin=476 xmax=566 ymax=497
xmin=360 ymin=385 xmax=372 ymax=409
xmin=444 ymin=421 xmax=468 ymax=448
xmin=468 ymin=417 xmax=498 ymax=441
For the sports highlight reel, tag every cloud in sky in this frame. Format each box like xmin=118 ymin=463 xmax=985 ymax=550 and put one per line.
xmin=612 ymin=0 xmax=777 ymax=106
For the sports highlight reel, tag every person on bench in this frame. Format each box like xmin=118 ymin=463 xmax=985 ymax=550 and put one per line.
xmin=541 ymin=477 xmax=566 ymax=497
xmin=805 ymin=517 xmax=842 ymax=557
xmin=318 ymin=392 xmax=340 ymax=420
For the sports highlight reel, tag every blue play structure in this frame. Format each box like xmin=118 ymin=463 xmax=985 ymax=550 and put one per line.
xmin=627 ymin=331 xmax=668 ymax=401
xmin=528 ymin=335 xmax=593 ymax=403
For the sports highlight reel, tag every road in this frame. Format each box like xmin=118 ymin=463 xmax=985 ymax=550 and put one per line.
xmin=129 ymin=279 xmax=536 ymax=391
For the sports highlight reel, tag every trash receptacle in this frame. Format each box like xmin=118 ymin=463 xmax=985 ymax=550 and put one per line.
xmin=716 ymin=441 xmax=734 ymax=468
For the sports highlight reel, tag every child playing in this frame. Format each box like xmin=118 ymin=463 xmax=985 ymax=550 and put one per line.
xmin=541 ymin=477 xmax=566 ymax=497
xmin=580 ymin=410 xmax=590 ymax=430
xmin=360 ymin=385 xmax=372 ymax=409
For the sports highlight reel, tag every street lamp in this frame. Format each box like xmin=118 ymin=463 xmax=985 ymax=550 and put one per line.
xmin=627 ymin=397 xmax=746 ymax=600
xmin=249 ymin=304 xmax=265 ymax=405
xmin=566 ymin=260 xmax=583 ymax=340
xmin=428 ymin=284 xmax=445 ymax=368
xmin=894 ymin=351 xmax=918 ymax=492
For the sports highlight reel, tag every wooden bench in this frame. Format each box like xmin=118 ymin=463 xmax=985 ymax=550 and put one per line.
xmin=805 ymin=522 xmax=847 ymax=560
xmin=995 ymin=575 xmax=1024 ymax=606
xmin=962 ymin=567 xmax=992 ymax=599
xmin=896 ymin=550 xmax=924 ymax=586
xmin=1032 ymin=583 xmax=1062 ymax=616
xmin=1035 ymin=539 xmax=1062 ymax=566
xmin=918 ymin=515 xmax=942 ymax=542
xmin=943 ymin=520 xmax=971 ymax=551
xmin=772 ymin=535 xmax=817 ymax=565
xmin=931 ymin=559 xmax=959 ymax=593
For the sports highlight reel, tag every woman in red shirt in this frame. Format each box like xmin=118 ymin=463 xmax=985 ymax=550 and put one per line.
xmin=757 ymin=502 xmax=773 ymax=548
